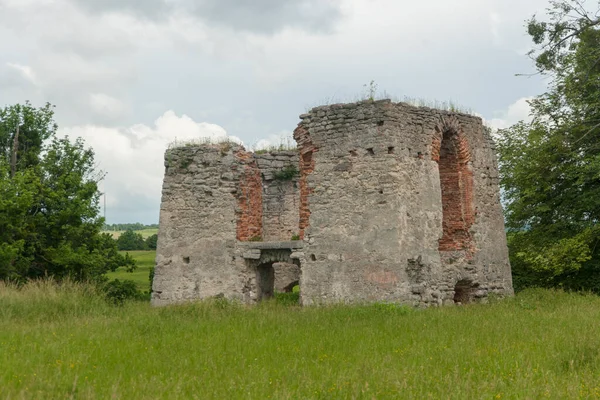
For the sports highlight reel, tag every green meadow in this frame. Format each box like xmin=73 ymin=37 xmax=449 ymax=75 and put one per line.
xmin=1 ymin=282 xmax=599 ymax=399
xmin=106 ymin=250 xmax=155 ymax=292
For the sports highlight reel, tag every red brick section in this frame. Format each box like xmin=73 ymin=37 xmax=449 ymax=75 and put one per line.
xmin=293 ymin=124 xmax=317 ymax=240
xmin=234 ymin=151 xmax=263 ymax=241
xmin=433 ymin=129 xmax=475 ymax=254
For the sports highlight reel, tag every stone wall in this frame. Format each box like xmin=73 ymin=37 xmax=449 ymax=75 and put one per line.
xmin=152 ymin=99 xmax=513 ymax=307
xmin=152 ymin=144 xmax=257 ymax=305
xmin=254 ymin=152 xmax=300 ymax=241
xmin=294 ymin=100 xmax=513 ymax=306
xmin=152 ymin=145 xmax=302 ymax=305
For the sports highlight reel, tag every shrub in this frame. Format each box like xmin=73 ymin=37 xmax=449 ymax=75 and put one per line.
xmin=102 ymin=279 xmax=144 ymax=305
xmin=149 ymin=266 xmax=155 ymax=293
xmin=145 ymin=234 xmax=158 ymax=250
xmin=273 ymin=165 xmax=299 ymax=181
xmin=116 ymin=229 xmax=148 ymax=251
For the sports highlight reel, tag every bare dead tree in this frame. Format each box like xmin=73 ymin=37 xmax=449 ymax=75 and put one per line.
xmin=10 ymin=122 xmax=19 ymax=178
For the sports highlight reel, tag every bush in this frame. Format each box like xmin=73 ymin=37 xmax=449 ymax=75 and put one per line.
xmin=273 ymin=165 xmax=299 ymax=181
xmin=149 ymin=266 xmax=155 ymax=293
xmin=145 ymin=234 xmax=158 ymax=250
xmin=102 ymin=279 xmax=145 ymax=305
xmin=116 ymin=229 xmax=148 ymax=251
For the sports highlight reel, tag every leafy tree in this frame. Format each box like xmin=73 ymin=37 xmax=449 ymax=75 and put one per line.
xmin=116 ymin=229 xmax=148 ymax=251
xmin=497 ymin=0 xmax=600 ymax=292
xmin=145 ymin=234 xmax=158 ymax=250
xmin=0 ymin=102 xmax=56 ymax=174
xmin=0 ymin=103 xmax=135 ymax=282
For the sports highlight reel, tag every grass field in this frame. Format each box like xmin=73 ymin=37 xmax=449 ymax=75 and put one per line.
xmin=104 ymin=228 xmax=158 ymax=240
xmin=1 ymin=282 xmax=599 ymax=399
xmin=105 ymin=250 xmax=155 ymax=292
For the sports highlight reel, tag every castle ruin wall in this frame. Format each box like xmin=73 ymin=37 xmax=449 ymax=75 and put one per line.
xmin=152 ymin=100 xmax=513 ymax=307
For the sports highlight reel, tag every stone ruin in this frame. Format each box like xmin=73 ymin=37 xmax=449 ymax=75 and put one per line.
xmin=151 ymin=99 xmax=513 ymax=307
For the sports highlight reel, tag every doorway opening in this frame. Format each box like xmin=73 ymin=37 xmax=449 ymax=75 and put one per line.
xmin=453 ymin=279 xmax=477 ymax=304
xmin=256 ymin=263 xmax=275 ymax=301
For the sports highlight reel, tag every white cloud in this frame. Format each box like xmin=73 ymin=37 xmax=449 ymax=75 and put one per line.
xmin=486 ymin=97 xmax=534 ymax=130
xmin=6 ymin=62 xmax=36 ymax=84
xmin=252 ymin=131 xmax=295 ymax=151
xmin=59 ymin=110 xmax=242 ymax=222
xmin=489 ymin=12 xmax=502 ymax=46
xmin=0 ymin=0 xmax=556 ymax=223
xmin=89 ymin=93 xmax=128 ymax=120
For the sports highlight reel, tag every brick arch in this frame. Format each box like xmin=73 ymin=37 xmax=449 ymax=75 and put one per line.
xmin=293 ymin=124 xmax=317 ymax=240
xmin=431 ymin=117 xmax=475 ymax=253
xmin=234 ymin=150 xmax=263 ymax=241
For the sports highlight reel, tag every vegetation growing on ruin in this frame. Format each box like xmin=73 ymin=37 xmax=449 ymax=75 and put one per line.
xmin=167 ymin=137 xmax=240 ymax=150
xmin=272 ymin=164 xmax=299 ymax=181
xmin=305 ymin=83 xmax=476 ymax=116
xmin=178 ymin=156 xmax=193 ymax=169
xmin=1 ymin=284 xmax=599 ymax=399
xmin=252 ymin=136 xmax=297 ymax=154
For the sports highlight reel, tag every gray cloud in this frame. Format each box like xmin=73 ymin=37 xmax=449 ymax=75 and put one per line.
xmin=0 ymin=0 xmax=553 ymax=224
xmin=68 ymin=0 xmax=343 ymax=34
xmin=68 ymin=0 xmax=170 ymax=20
xmin=186 ymin=0 xmax=343 ymax=34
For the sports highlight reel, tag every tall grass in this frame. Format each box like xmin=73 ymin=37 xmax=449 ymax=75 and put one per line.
xmin=304 ymin=81 xmax=476 ymax=115
xmin=251 ymin=136 xmax=297 ymax=154
xmin=305 ymin=94 xmax=475 ymax=115
xmin=167 ymin=137 xmax=242 ymax=150
xmin=1 ymin=283 xmax=599 ymax=399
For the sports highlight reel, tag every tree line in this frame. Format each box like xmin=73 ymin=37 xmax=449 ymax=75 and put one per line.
xmin=103 ymin=223 xmax=159 ymax=232
xmin=115 ymin=231 xmax=158 ymax=251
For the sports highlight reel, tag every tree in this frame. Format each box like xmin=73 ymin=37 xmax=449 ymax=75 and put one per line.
xmin=116 ymin=230 xmax=148 ymax=251
xmin=145 ymin=234 xmax=158 ymax=250
xmin=0 ymin=102 xmax=56 ymax=173
xmin=497 ymin=0 xmax=600 ymax=292
xmin=0 ymin=103 xmax=135 ymax=282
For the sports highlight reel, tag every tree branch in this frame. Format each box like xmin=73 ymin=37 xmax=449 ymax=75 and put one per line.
xmin=10 ymin=123 xmax=19 ymax=178
xmin=573 ymin=120 xmax=600 ymax=144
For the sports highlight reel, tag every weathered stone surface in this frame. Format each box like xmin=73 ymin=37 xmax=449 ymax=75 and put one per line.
xmin=152 ymin=100 xmax=513 ymax=307
xmin=255 ymin=152 xmax=300 ymax=241
xmin=273 ymin=262 xmax=300 ymax=292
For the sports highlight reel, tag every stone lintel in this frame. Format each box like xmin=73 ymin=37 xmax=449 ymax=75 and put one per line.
xmin=238 ymin=241 xmax=304 ymax=250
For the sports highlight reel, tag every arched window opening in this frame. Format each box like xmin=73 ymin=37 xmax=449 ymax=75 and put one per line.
xmin=437 ymin=128 xmax=475 ymax=252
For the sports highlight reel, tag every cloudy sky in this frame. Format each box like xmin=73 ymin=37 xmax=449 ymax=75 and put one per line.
xmin=1 ymin=0 xmax=551 ymax=223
